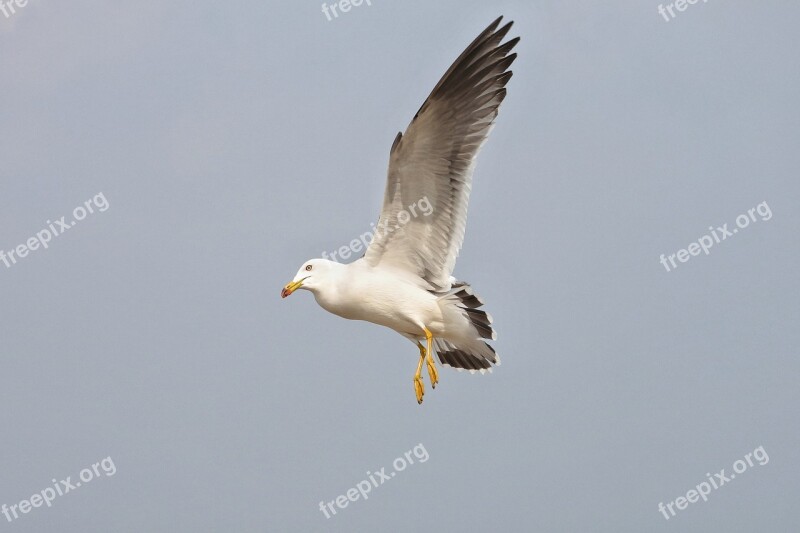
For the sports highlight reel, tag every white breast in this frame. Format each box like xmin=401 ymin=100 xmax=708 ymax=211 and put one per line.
xmin=314 ymin=261 xmax=444 ymax=337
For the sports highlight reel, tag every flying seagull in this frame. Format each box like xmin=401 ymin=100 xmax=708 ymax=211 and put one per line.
xmin=281 ymin=17 xmax=518 ymax=404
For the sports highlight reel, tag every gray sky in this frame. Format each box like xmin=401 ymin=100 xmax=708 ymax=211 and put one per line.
xmin=1 ymin=1 xmax=799 ymax=531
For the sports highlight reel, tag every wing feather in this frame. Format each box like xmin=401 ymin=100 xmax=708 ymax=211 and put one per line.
xmin=362 ymin=17 xmax=518 ymax=290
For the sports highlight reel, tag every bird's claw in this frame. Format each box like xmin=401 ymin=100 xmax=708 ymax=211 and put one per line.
xmin=426 ymin=359 xmax=439 ymax=389
xmin=414 ymin=376 xmax=424 ymax=404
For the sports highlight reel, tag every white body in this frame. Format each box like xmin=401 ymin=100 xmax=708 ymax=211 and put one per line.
xmin=310 ymin=260 xmax=446 ymax=338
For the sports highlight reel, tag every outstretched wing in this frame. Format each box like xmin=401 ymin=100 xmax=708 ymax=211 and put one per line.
xmin=362 ymin=16 xmax=518 ymax=291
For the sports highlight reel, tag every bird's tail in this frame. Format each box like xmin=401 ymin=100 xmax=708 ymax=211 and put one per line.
xmin=434 ymin=282 xmax=500 ymax=374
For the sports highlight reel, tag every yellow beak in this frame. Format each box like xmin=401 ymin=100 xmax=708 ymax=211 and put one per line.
xmin=281 ymin=279 xmax=304 ymax=298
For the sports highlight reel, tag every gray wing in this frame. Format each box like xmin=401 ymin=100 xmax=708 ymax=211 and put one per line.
xmin=362 ymin=16 xmax=518 ymax=290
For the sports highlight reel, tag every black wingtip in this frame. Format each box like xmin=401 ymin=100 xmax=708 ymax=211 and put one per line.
xmin=496 ymin=20 xmax=514 ymax=39
xmin=480 ymin=16 xmax=505 ymax=41
xmin=390 ymin=131 xmax=402 ymax=153
xmin=505 ymin=36 xmax=521 ymax=50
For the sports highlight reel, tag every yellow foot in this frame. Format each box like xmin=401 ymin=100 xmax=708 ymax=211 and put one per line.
xmin=413 ymin=375 xmax=424 ymax=404
xmin=423 ymin=328 xmax=438 ymax=390
xmin=426 ymin=357 xmax=439 ymax=389
xmin=413 ymin=347 xmax=425 ymax=404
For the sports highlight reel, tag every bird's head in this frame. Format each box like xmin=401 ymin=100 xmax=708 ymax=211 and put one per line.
xmin=281 ymin=258 xmax=338 ymax=298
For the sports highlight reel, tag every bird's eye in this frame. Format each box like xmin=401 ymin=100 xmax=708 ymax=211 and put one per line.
xmin=305 ymin=265 xmax=313 ymax=271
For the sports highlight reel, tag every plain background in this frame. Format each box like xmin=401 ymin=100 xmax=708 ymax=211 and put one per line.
xmin=1 ymin=1 xmax=798 ymax=531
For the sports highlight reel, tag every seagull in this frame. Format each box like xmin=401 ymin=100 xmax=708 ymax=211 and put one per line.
xmin=281 ymin=17 xmax=518 ymax=404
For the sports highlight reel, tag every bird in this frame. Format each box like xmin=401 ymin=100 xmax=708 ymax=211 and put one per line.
xmin=281 ymin=16 xmax=518 ymax=404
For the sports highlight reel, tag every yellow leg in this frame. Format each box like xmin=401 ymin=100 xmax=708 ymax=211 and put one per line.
xmin=423 ymin=329 xmax=438 ymax=389
xmin=417 ymin=341 xmax=426 ymax=359
xmin=413 ymin=350 xmax=425 ymax=404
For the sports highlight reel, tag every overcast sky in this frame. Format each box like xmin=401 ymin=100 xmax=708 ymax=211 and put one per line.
xmin=1 ymin=1 xmax=799 ymax=531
